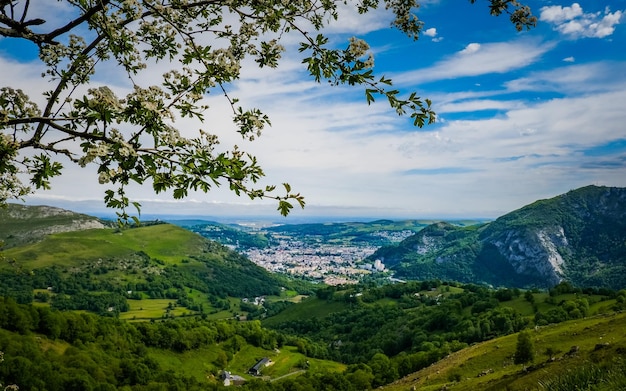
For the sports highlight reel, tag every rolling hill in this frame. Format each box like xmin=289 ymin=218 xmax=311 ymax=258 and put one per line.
xmin=0 ymin=215 xmax=287 ymax=315
xmin=0 ymin=203 xmax=112 ymax=248
xmin=369 ymin=185 xmax=626 ymax=289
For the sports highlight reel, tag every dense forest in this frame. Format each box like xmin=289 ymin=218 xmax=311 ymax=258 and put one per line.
xmin=0 ymin=296 xmax=283 ymax=390
xmin=3 ymin=279 xmax=626 ymax=391
xmin=265 ymin=282 xmax=621 ymax=376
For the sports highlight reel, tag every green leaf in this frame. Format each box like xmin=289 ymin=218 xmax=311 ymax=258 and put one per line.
xmin=365 ymin=89 xmax=376 ymax=105
xmin=278 ymin=200 xmax=293 ymax=216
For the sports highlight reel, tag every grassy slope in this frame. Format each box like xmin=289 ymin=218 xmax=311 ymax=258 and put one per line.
xmin=1 ymin=223 xmax=284 ymax=320
xmin=265 ymin=220 xmax=487 ymax=246
xmin=262 ymin=298 xmax=350 ymax=327
xmin=381 ymin=311 xmax=626 ymax=391
xmin=149 ymin=344 xmax=345 ymax=383
xmin=1 ymin=224 xmax=208 ymax=269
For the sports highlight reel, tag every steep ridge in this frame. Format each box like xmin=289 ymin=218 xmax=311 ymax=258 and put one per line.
xmin=370 ymin=185 xmax=626 ymax=288
xmin=0 ymin=203 xmax=111 ymax=248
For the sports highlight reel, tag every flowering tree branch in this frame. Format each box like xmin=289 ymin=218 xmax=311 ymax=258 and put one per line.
xmin=0 ymin=0 xmax=535 ymax=222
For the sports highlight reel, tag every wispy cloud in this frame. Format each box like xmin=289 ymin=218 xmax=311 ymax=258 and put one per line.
xmin=504 ymin=62 xmax=626 ymax=94
xmin=435 ymin=99 xmax=525 ymax=114
xmin=540 ymin=3 xmax=624 ymax=39
xmin=402 ymin=167 xmax=480 ymax=175
xmin=580 ymin=155 xmax=626 ymax=170
xmin=394 ymin=39 xmax=555 ymax=85
xmin=323 ymin=1 xmax=392 ymax=35
xmin=580 ymin=139 xmax=626 ymax=157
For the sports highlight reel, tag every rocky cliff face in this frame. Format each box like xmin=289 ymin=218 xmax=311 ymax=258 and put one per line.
xmin=28 ymin=218 xmax=107 ymax=236
xmin=477 ymin=185 xmax=626 ymax=287
xmin=483 ymin=226 xmax=569 ymax=287
xmin=376 ymin=185 xmax=626 ymax=288
xmin=405 ymin=222 xmax=456 ymax=254
xmin=0 ymin=203 xmax=110 ymax=248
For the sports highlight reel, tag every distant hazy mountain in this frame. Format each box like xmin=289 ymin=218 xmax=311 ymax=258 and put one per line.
xmin=369 ymin=185 xmax=626 ymax=289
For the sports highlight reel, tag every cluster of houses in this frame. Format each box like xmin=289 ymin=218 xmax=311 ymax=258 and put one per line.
xmin=241 ymin=296 xmax=266 ymax=306
xmin=221 ymin=357 xmax=273 ymax=386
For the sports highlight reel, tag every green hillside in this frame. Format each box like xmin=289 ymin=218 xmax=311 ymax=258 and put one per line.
xmin=184 ymin=221 xmax=271 ymax=249
xmin=0 ymin=223 xmax=287 ymax=316
xmin=262 ymin=280 xmax=621 ymax=364
xmin=371 ymin=186 xmax=626 ymax=289
xmin=381 ymin=312 xmax=626 ymax=391
xmin=1 ymin=278 xmax=626 ymax=390
xmin=0 ymin=298 xmax=345 ymax=390
xmin=2 ymin=223 xmax=210 ymax=267
xmin=265 ymin=219 xmax=477 ymax=246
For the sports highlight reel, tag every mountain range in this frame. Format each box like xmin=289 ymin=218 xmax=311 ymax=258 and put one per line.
xmin=2 ymin=184 xmax=625 ymax=292
xmin=370 ymin=185 xmax=626 ymax=289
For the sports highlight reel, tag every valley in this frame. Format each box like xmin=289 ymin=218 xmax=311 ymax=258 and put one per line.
xmin=1 ymin=185 xmax=626 ymax=390
xmin=183 ymin=219 xmax=481 ymax=285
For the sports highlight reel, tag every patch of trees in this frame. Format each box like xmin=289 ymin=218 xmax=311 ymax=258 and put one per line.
xmin=51 ymin=292 xmax=130 ymax=316
xmin=535 ymin=297 xmax=590 ymax=325
xmin=271 ymin=281 xmax=531 ymax=372
xmin=0 ymin=298 xmax=287 ymax=389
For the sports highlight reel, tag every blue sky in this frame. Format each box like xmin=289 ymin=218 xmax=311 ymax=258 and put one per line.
xmin=1 ymin=0 xmax=625 ymax=220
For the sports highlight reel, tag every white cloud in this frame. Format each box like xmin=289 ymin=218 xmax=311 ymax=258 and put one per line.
xmin=424 ymin=27 xmax=437 ymax=37
xmin=394 ymin=39 xmax=555 ymax=85
xmin=540 ymin=3 xmax=584 ymax=23
xmin=435 ymin=99 xmax=525 ymax=114
xmin=4 ymin=1 xmax=76 ymax=34
xmin=563 ymin=56 xmax=575 ymax=62
xmin=460 ymin=42 xmax=481 ymax=54
xmin=423 ymin=27 xmax=443 ymax=42
xmin=15 ymin=61 xmax=626 ymax=218
xmin=540 ymin=3 xmax=624 ymax=39
xmin=323 ymin=1 xmax=391 ymax=35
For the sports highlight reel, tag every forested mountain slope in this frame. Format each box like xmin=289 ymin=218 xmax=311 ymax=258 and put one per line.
xmin=370 ymin=186 xmax=626 ymax=289
xmin=0 ymin=222 xmax=286 ymax=314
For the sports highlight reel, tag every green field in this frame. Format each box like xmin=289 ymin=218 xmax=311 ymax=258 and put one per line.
xmin=262 ymin=298 xmax=349 ymax=327
xmin=149 ymin=342 xmax=345 ymax=383
xmin=120 ymin=299 xmax=190 ymax=320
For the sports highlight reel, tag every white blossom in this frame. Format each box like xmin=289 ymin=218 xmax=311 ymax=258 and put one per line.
xmin=348 ymin=37 xmax=370 ymax=58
